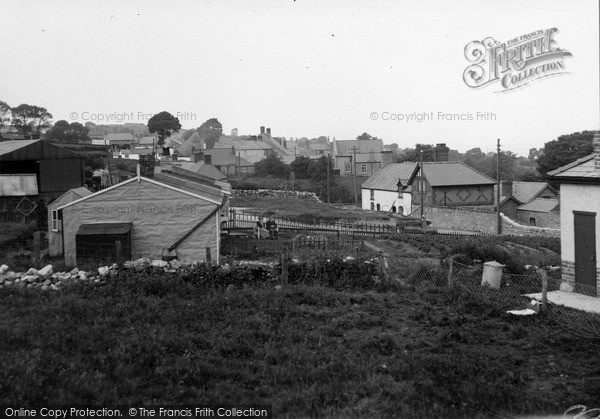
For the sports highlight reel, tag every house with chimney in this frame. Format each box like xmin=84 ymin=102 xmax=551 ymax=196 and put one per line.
xmin=54 ymin=154 xmax=230 ymax=266
xmin=360 ymin=163 xmax=416 ymax=215
xmin=496 ymin=180 xmax=560 ymax=227
xmin=548 ymin=131 xmax=600 ymax=297
xmin=332 ymin=138 xmax=389 ymax=177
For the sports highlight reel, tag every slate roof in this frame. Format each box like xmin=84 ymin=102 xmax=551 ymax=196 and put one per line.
xmin=214 ymin=140 xmax=272 ymax=150
xmin=203 ymin=148 xmax=253 ymax=167
xmin=139 ymin=136 xmax=157 ymax=146
xmin=547 ymin=154 xmax=600 ymax=180
xmin=517 ymin=198 xmax=560 ymax=213
xmin=512 ymin=181 xmax=556 ymax=203
xmin=105 ymin=133 xmax=134 ymax=143
xmin=419 ymin=161 xmax=496 ymax=187
xmin=178 ymin=161 xmax=228 ymax=181
xmin=334 ymin=139 xmax=383 ymax=155
xmin=361 ymin=163 xmax=417 ymax=191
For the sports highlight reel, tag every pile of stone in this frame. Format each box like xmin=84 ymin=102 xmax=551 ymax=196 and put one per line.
xmin=0 ymin=258 xmax=198 ymax=292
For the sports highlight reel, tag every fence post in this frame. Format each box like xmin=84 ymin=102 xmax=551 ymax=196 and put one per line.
xmin=378 ymin=251 xmax=389 ymax=284
xmin=206 ymin=247 xmax=212 ymax=264
xmin=447 ymin=256 xmax=454 ymax=287
xmin=540 ymin=269 xmax=548 ymax=313
xmin=355 ymin=246 xmax=359 ymax=261
xmin=281 ymin=250 xmax=288 ymax=285
xmin=115 ymin=240 xmax=123 ymax=267
xmin=32 ymin=231 xmax=41 ymax=269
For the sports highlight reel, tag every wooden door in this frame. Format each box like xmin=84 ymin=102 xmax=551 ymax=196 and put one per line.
xmin=574 ymin=211 xmax=597 ymax=296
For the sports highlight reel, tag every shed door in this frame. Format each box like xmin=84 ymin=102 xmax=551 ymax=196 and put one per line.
xmin=574 ymin=211 xmax=596 ymax=296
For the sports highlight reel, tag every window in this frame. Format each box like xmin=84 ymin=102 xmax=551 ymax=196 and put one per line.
xmin=345 ymin=163 xmax=351 ymax=173
xmin=370 ymin=202 xmax=374 ymax=210
xmin=529 ymin=217 xmax=536 ymax=226
xmin=51 ymin=210 xmax=59 ymax=232
xmin=361 ymin=164 xmax=367 ymax=174
xmin=370 ymin=189 xmax=374 ymax=200
xmin=376 ymin=203 xmax=381 ymax=211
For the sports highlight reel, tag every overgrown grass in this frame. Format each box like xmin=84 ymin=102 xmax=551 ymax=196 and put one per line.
xmin=0 ymin=268 xmax=597 ymax=417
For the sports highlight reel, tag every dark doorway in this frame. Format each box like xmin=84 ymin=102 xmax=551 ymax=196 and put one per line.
xmin=76 ymin=222 xmax=132 ymax=264
xmin=574 ymin=211 xmax=596 ymax=296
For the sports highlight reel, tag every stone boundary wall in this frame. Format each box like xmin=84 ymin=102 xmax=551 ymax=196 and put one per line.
xmin=423 ymin=205 xmax=560 ymax=237
xmin=232 ymin=189 xmax=322 ymax=203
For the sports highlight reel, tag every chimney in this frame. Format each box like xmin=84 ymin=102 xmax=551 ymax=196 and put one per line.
xmin=501 ymin=180 xmax=513 ymax=197
xmin=594 ymin=131 xmax=600 ymax=172
xmin=204 ymin=154 xmax=212 ymax=165
xmin=194 ymin=151 xmax=203 ymax=163
xmin=139 ymin=154 xmax=155 ymax=178
xmin=260 ymin=126 xmax=265 ymax=134
xmin=266 ymin=127 xmax=271 ymax=136
xmin=434 ymin=143 xmax=449 ymax=162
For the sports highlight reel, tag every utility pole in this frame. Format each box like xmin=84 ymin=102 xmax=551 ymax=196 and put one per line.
xmin=350 ymin=146 xmax=359 ymax=209
xmin=326 ymin=152 xmax=331 ymax=204
xmin=496 ymin=139 xmax=502 ymax=234
xmin=105 ymin=136 xmax=114 ymax=187
xmin=419 ymin=150 xmax=424 ymax=222
xmin=237 ymin=151 xmax=241 ymax=184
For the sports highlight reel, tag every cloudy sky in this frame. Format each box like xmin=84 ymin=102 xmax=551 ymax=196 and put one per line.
xmin=1 ymin=0 xmax=598 ymax=156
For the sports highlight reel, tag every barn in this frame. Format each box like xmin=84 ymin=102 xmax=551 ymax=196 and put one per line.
xmin=47 ymin=187 xmax=92 ymax=257
xmin=56 ymin=161 xmax=230 ymax=267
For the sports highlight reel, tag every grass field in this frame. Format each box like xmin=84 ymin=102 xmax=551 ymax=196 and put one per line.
xmin=1 ymin=267 xmax=598 ymax=417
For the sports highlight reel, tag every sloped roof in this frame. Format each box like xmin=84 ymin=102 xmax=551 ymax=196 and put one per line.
xmin=177 ymin=132 xmax=206 ymax=157
xmin=517 ymin=198 xmax=560 ymax=213
xmin=0 ymin=140 xmax=82 ymax=160
xmin=179 ymin=161 xmax=228 ymax=181
xmin=203 ymin=148 xmax=253 ymax=166
xmin=512 ymin=181 xmax=556 ymax=203
xmin=418 ymin=161 xmax=496 ymax=187
xmin=139 ymin=136 xmax=157 ymax=146
xmin=214 ymin=140 xmax=272 ymax=150
xmin=361 ymin=163 xmax=418 ymax=191
xmin=0 ymin=174 xmax=39 ymax=196
xmin=547 ymin=154 xmax=600 ymax=180
xmin=105 ymin=133 xmax=134 ymax=142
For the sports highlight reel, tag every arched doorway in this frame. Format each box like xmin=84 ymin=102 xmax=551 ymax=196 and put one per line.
xmin=376 ymin=203 xmax=381 ymax=211
xmin=391 ymin=206 xmax=396 ymax=213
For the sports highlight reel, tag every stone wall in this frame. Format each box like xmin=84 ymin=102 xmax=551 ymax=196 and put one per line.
xmin=423 ymin=205 xmax=560 ymax=237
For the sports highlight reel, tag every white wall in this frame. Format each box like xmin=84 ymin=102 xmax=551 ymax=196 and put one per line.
xmin=361 ymin=188 xmax=411 ymax=215
xmin=560 ymin=183 xmax=600 ymax=266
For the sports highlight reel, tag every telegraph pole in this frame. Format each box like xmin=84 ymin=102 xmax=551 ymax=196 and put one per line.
xmin=350 ymin=146 xmax=359 ymax=209
xmin=326 ymin=152 xmax=331 ymax=204
xmin=237 ymin=151 xmax=241 ymax=184
xmin=419 ymin=150 xmax=424 ymax=222
xmin=496 ymin=139 xmax=502 ymax=234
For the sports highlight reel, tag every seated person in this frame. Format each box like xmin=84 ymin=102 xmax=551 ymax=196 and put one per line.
xmin=265 ymin=217 xmax=278 ymax=239
xmin=254 ymin=216 xmax=270 ymax=239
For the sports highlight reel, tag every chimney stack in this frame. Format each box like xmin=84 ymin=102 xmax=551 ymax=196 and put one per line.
xmin=204 ymin=154 xmax=212 ymax=165
xmin=139 ymin=154 xmax=155 ymax=178
xmin=434 ymin=143 xmax=449 ymax=162
xmin=501 ymin=180 xmax=513 ymax=198
xmin=260 ymin=126 xmax=265 ymax=134
xmin=194 ymin=151 xmax=203 ymax=163
xmin=594 ymin=131 xmax=600 ymax=172
xmin=266 ymin=127 xmax=271 ymax=136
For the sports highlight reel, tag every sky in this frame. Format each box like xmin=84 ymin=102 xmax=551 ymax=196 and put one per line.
xmin=1 ymin=0 xmax=599 ymax=156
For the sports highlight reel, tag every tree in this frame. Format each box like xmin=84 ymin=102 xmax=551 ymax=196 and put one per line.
xmin=254 ymin=154 xmax=290 ymax=178
xmin=147 ymin=111 xmax=182 ymax=146
xmin=536 ymin=131 xmax=595 ymax=176
xmin=308 ymin=155 xmax=335 ymax=183
xmin=0 ymin=100 xmax=10 ymax=129
xmin=11 ymin=104 xmax=53 ymax=137
xmin=46 ymin=120 xmax=90 ymax=143
xmin=356 ymin=132 xmax=380 ymax=141
xmin=196 ymin=118 xmax=223 ymax=149
xmin=290 ymin=156 xmax=312 ymax=179
xmin=402 ymin=144 xmax=434 ymax=162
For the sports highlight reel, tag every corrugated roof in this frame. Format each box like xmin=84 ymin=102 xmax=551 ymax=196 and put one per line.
xmin=421 ymin=161 xmax=496 ymax=186
xmin=0 ymin=140 xmax=82 ymax=160
xmin=0 ymin=174 xmax=39 ymax=196
xmin=361 ymin=163 xmax=417 ymax=191
xmin=517 ymin=198 xmax=560 ymax=213
xmin=0 ymin=140 xmax=40 ymax=156
xmin=547 ymin=154 xmax=600 ymax=179
xmin=77 ymin=222 xmax=132 ymax=236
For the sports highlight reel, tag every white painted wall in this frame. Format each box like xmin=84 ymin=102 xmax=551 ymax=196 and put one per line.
xmin=361 ymin=188 xmax=411 ymax=215
xmin=560 ymin=183 xmax=600 ymax=267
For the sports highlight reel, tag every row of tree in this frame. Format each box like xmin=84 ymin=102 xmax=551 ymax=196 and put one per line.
xmin=0 ymin=101 xmax=53 ymax=137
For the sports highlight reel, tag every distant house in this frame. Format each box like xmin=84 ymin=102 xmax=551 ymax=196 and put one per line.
xmin=112 ymin=147 xmax=154 ymax=160
xmin=177 ymin=154 xmax=228 ymax=181
xmin=213 ymin=139 xmax=272 ymax=164
xmin=516 ymin=198 xmax=560 ymax=228
xmin=92 ymin=133 xmax=135 ymax=148
xmin=138 ymin=135 xmax=158 ymax=148
xmin=361 ymin=163 xmax=417 ymax=215
xmin=200 ymin=148 xmax=254 ymax=176
xmin=496 ymin=180 xmax=560 ymax=226
xmin=407 ymin=161 xmax=496 ymax=210
xmin=333 ymin=139 xmax=385 ymax=177
xmin=548 ymin=131 xmax=600 ymax=297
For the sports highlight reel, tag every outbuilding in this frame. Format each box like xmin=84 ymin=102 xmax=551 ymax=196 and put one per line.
xmin=56 ymin=158 xmax=230 ymax=267
xmin=47 ymin=187 xmax=92 ymax=257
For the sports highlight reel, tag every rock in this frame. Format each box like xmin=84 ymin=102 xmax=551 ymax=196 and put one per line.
xmin=5 ymin=271 xmax=18 ymax=280
xmin=64 ymin=273 xmax=72 ymax=280
xmin=43 ymin=279 xmax=52 ymax=286
xmin=169 ymin=259 xmax=183 ymax=270
xmin=50 ymin=284 xmax=59 ymax=291
xmin=70 ymin=268 xmax=79 ymax=275
xmin=560 ymin=282 xmax=574 ymax=292
xmin=0 ymin=264 xmax=8 ymax=275
xmin=225 ymin=284 xmax=235 ymax=293
xmin=274 ymin=285 xmax=283 ymax=291
xmin=25 ymin=268 xmax=38 ymax=276
xmin=23 ymin=275 xmax=37 ymax=283
xmin=0 ymin=275 xmax=6 ymax=283
xmin=37 ymin=265 xmax=53 ymax=278
xmin=26 ymin=284 xmax=33 ymax=289
xmin=151 ymin=260 xmax=168 ymax=268
xmin=41 ymin=285 xmax=49 ymax=291
xmin=78 ymin=271 xmax=88 ymax=279
xmin=98 ymin=266 xmax=110 ymax=276
xmin=14 ymin=278 xmax=21 ymax=283
xmin=4 ymin=281 xmax=12 ymax=286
